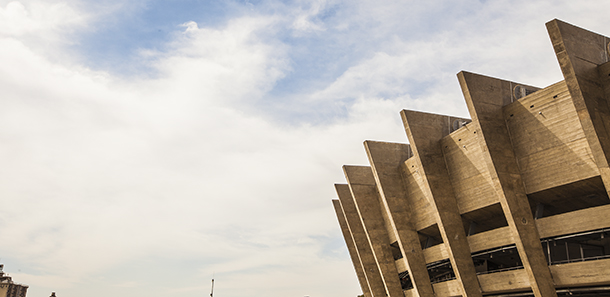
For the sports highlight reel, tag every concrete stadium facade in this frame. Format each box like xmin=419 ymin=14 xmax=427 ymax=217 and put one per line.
xmin=332 ymin=19 xmax=610 ymax=297
xmin=0 ymin=266 xmax=27 ymax=297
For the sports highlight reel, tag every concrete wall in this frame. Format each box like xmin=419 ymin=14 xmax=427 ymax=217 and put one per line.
xmin=503 ymin=81 xmax=599 ymax=193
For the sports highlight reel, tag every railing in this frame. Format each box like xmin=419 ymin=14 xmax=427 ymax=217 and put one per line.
xmin=476 ymin=265 xmax=524 ymax=275
xmin=430 ymin=273 xmax=456 ymax=285
xmin=549 ymin=254 xmax=610 ymax=265
xmin=541 ymin=228 xmax=610 ymax=265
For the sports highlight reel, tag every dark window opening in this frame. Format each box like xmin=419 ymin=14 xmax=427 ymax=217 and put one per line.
xmin=418 ymin=224 xmax=443 ymax=250
xmin=421 ymin=236 xmax=443 ymax=249
xmin=462 ymin=203 xmax=508 ymax=236
xmin=542 ymin=228 xmax=610 ymax=265
xmin=527 ymin=176 xmax=609 ymax=218
xmin=390 ymin=241 xmax=403 ymax=261
xmin=427 ymin=259 xmax=456 ymax=284
xmin=398 ymin=270 xmax=413 ymax=290
xmin=471 ymin=244 xmax=523 ymax=275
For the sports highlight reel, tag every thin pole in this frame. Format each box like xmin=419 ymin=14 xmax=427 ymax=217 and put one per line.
xmin=210 ymin=278 xmax=214 ymax=297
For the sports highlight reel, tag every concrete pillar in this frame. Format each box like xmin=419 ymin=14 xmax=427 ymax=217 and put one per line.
xmin=336 ymin=184 xmax=387 ymax=297
xmin=364 ymin=141 xmax=434 ymax=297
xmin=547 ymin=19 xmax=610 ymax=196
xmin=333 ymin=199 xmax=373 ymax=297
xmin=457 ymin=71 xmax=557 ymax=297
xmin=344 ymin=166 xmax=405 ymax=297
xmin=400 ymin=110 xmax=482 ymax=297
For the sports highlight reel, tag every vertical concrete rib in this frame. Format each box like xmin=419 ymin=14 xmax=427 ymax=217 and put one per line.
xmin=344 ymin=166 xmax=405 ymax=297
xmin=364 ymin=141 xmax=434 ymax=297
xmin=400 ymin=111 xmax=482 ymax=297
xmin=333 ymin=199 xmax=373 ymax=297
xmin=336 ymin=184 xmax=387 ymax=297
xmin=457 ymin=71 xmax=557 ymax=297
xmin=547 ymin=19 xmax=610 ymax=195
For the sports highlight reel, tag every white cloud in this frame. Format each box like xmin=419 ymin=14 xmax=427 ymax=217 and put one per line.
xmin=290 ymin=0 xmax=331 ymax=32
xmin=0 ymin=0 xmax=86 ymax=63
xmin=2 ymin=1 xmax=610 ymax=297
xmin=0 ymin=3 xmax=373 ymax=296
xmin=0 ymin=1 xmax=82 ymax=37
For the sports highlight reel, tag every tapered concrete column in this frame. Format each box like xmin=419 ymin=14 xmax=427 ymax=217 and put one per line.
xmin=336 ymin=184 xmax=387 ymax=297
xmin=400 ymin=110 xmax=482 ymax=297
xmin=364 ymin=141 xmax=434 ymax=297
xmin=547 ymin=19 xmax=610 ymax=195
xmin=333 ymin=199 xmax=373 ymax=297
xmin=344 ymin=166 xmax=405 ymax=297
xmin=458 ymin=71 xmax=557 ymax=297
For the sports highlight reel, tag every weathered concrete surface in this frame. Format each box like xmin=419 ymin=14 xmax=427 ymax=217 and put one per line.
xmin=478 ymin=269 xmax=531 ymax=294
xmin=332 ymin=199 xmax=373 ymax=297
xmin=440 ymin=124 xmax=498 ymax=214
xmin=503 ymin=81 xmax=598 ymax=193
xmin=467 ymin=227 xmax=513 ymax=254
xmin=400 ymin=157 xmax=437 ymax=232
xmin=364 ymin=141 xmax=434 ymax=297
xmin=536 ymin=204 xmax=610 ymax=238
xmin=344 ymin=166 xmax=405 ymax=297
xmin=335 ymin=184 xmax=386 ymax=297
xmin=458 ymin=71 xmax=556 ymax=297
xmin=431 ymin=279 xmax=462 ymax=297
xmin=422 ymin=243 xmax=449 ymax=264
xmin=550 ymin=258 xmax=610 ymax=287
xmin=547 ymin=19 xmax=610 ymax=196
xmin=401 ymin=110 xmax=482 ymax=297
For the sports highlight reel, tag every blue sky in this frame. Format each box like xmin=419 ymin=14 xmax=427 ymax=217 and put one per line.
xmin=1 ymin=1 xmax=610 ymax=297
xmin=73 ymin=0 xmax=236 ymax=73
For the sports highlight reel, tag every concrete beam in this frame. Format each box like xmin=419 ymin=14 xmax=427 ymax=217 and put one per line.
xmin=400 ymin=110 xmax=482 ymax=297
xmin=344 ymin=166 xmax=405 ymax=297
xmin=536 ymin=204 xmax=610 ymax=238
xmin=550 ymin=258 xmax=610 ymax=287
xmin=546 ymin=19 xmax=610 ymax=195
xmin=364 ymin=141 xmax=434 ymax=297
xmin=477 ymin=269 xmax=531 ymax=294
xmin=332 ymin=199 xmax=373 ymax=297
xmin=457 ymin=71 xmax=556 ymax=297
xmin=335 ymin=184 xmax=387 ymax=297
xmin=432 ymin=279 xmax=462 ymax=297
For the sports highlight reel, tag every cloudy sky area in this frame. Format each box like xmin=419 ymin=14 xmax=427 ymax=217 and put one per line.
xmin=1 ymin=0 xmax=610 ymax=296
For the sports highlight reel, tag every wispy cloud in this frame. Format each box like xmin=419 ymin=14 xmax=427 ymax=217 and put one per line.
xmin=1 ymin=1 xmax=610 ymax=297
xmin=0 ymin=1 xmax=83 ymax=37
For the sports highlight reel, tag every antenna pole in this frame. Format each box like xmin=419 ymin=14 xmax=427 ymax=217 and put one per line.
xmin=210 ymin=278 xmax=214 ymax=297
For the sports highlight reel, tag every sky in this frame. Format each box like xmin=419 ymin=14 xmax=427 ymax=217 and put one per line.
xmin=0 ymin=1 xmax=610 ymax=297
